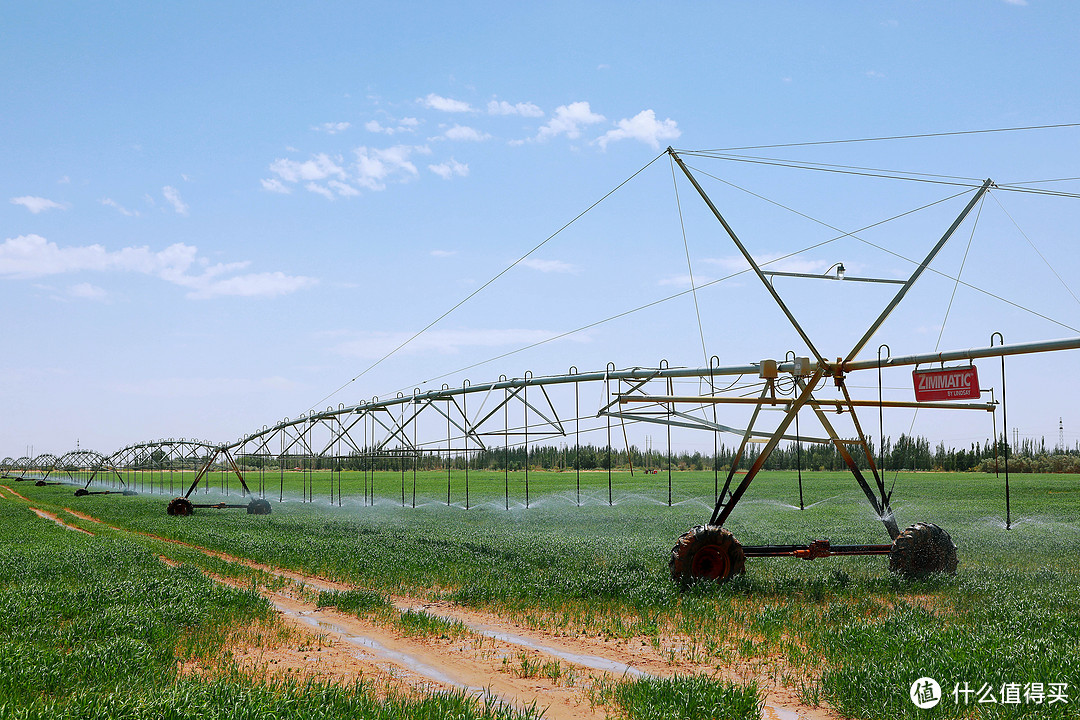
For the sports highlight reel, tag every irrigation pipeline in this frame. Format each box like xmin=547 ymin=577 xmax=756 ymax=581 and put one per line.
xmin=6 ymin=334 xmax=1080 ymax=503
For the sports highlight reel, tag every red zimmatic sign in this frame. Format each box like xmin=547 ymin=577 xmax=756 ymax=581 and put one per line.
xmin=912 ymin=366 xmax=980 ymax=402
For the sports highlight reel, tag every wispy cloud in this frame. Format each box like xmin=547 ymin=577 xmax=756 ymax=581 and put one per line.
xmin=353 ymin=145 xmax=426 ymax=190
xmin=260 ymin=178 xmax=291 ymax=194
xmin=10 ymin=196 xmax=68 ymax=213
xmin=429 ymin=159 xmax=469 ymax=179
xmin=430 ymin=249 xmax=457 ymax=257
xmin=366 ymin=118 xmax=420 ymax=135
xmin=596 ymin=109 xmax=680 ymax=150
xmin=422 ymin=93 xmax=473 ymax=113
xmin=268 ymin=153 xmax=345 ymax=183
xmin=704 ymin=254 xmax=833 ymax=275
xmin=487 ymin=100 xmax=544 ymax=117
xmin=101 ymin=198 xmax=139 ymax=216
xmin=0 ymin=234 xmax=317 ymax=299
xmin=314 ymin=121 xmax=351 ymax=134
xmin=68 ymin=282 xmax=107 ymax=301
xmin=520 ymin=258 xmax=580 ymax=273
xmin=535 ymin=102 xmax=605 ymax=142
xmin=441 ymin=125 xmax=490 ymax=142
xmin=162 ymin=186 xmax=189 ymax=215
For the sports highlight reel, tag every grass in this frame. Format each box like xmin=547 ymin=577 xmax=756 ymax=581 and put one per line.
xmin=9 ymin=468 xmax=1080 ymax=718
xmin=0 ymin=500 xmax=545 ymax=720
xmin=590 ymin=674 xmax=761 ymax=720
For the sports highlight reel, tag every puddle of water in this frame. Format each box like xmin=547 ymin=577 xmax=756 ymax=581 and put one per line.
xmin=279 ymin=607 xmax=496 ymax=699
xmin=458 ymin=617 xmax=647 ymax=678
xmin=411 ymin=607 xmax=805 ymax=719
xmin=762 ymin=705 xmax=801 ymax=720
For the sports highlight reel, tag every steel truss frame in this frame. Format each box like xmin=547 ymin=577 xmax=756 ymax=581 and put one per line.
xmin=13 ymin=148 xmax=1079 ymax=545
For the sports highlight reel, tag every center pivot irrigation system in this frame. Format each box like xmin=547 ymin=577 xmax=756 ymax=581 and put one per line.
xmin=9 ymin=145 xmax=1079 ymax=585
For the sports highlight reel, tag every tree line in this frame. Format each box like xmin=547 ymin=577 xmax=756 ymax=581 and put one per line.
xmin=233 ymin=434 xmax=1080 ymax=474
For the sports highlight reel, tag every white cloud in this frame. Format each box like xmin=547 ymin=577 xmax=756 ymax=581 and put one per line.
xmin=1003 ymin=0 xmax=1027 ymax=5
xmin=267 ymin=153 xmax=345 ymax=183
xmin=260 ymin=178 xmax=291 ymax=194
xmin=429 ymin=160 xmax=469 ymax=180
xmin=536 ymin=102 xmax=605 ymax=142
xmin=704 ymin=254 xmax=833 ymax=275
xmin=0 ymin=234 xmax=317 ymax=299
xmin=327 ymin=180 xmax=360 ymax=197
xmin=596 ymin=109 xmax=680 ymax=150
xmin=865 ymin=70 xmax=886 ymax=79
xmin=487 ymin=100 xmax=544 ymax=117
xmin=332 ymin=327 xmax=589 ymax=359
xmin=442 ymin=125 xmax=490 ymax=142
xmin=305 ymin=182 xmax=336 ymax=200
xmin=430 ymin=249 xmax=457 ymax=257
xmin=58 ymin=176 xmax=71 ymax=184
xmin=353 ymin=145 xmax=424 ymax=190
xmin=366 ymin=118 xmax=420 ymax=135
xmin=422 ymin=93 xmax=473 ymax=113
xmin=183 ymin=271 xmax=317 ymax=299
xmin=68 ymin=282 xmax=107 ymax=300
xmin=315 ymin=121 xmax=351 ymax=134
xmin=162 ymin=186 xmax=189 ymax=215
xmin=520 ymin=258 xmax=580 ymax=274
xmin=10 ymin=196 xmax=68 ymax=213
xmin=101 ymin=198 xmax=139 ymax=216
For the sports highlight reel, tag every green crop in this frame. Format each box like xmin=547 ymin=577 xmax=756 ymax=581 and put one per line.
xmin=11 ymin=468 xmax=1080 ymax=719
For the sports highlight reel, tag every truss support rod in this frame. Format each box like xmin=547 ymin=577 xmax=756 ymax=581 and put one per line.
xmin=715 ymin=382 xmax=773 ymax=517
xmin=184 ymin=449 xmax=219 ymax=499
xmin=845 ymin=178 xmax=993 ymax=364
xmin=617 ymin=395 xmax=995 ymax=412
xmin=669 ymin=147 xmax=827 ymax=366
xmin=222 ymin=448 xmax=252 ymax=497
xmin=847 ymin=335 xmax=1080 ymax=372
xmin=799 ymin=378 xmax=900 ymax=540
xmin=711 ymin=369 xmax=824 ymax=527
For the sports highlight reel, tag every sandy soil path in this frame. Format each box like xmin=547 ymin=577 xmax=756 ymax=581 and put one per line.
xmin=46 ymin=503 xmax=836 ymax=719
xmin=28 ymin=506 xmax=95 ymax=535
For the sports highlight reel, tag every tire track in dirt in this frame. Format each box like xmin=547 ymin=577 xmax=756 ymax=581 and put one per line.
xmin=56 ymin=506 xmax=833 ymax=720
xmin=191 ymin=562 xmax=603 ymax=720
xmin=1 ymin=485 xmax=29 ymax=501
xmin=28 ymin=507 xmax=95 ymax=535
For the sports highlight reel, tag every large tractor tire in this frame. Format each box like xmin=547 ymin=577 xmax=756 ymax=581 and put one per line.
xmin=889 ymin=522 xmax=958 ymax=577
xmin=74 ymin=488 xmax=89 ymax=497
xmin=247 ymin=498 xmax=272 ymax=515
xmin=670 ymin=525 xmax=745 ymax=588
xmin=167 ymin=497 xmax=194 ymax=516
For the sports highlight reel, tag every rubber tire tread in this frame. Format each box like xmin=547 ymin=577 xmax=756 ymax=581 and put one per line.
xmin=889 ymin=521 xmax=958 ymax=576
xmin=167 ymin=497 xmax=193 ymax=516
xmin=247 ymin=498 xmax=272 ymax=515
xmin=669 ymin=525 xmax=745 ymax=587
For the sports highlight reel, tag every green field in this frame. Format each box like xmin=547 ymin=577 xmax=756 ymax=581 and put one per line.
xmin=6 ymin=469 xmax=1080 ymax=718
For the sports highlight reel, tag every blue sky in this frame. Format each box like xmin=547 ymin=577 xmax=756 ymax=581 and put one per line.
xmin=3 ymin=1 xmax=1079 ymax=459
